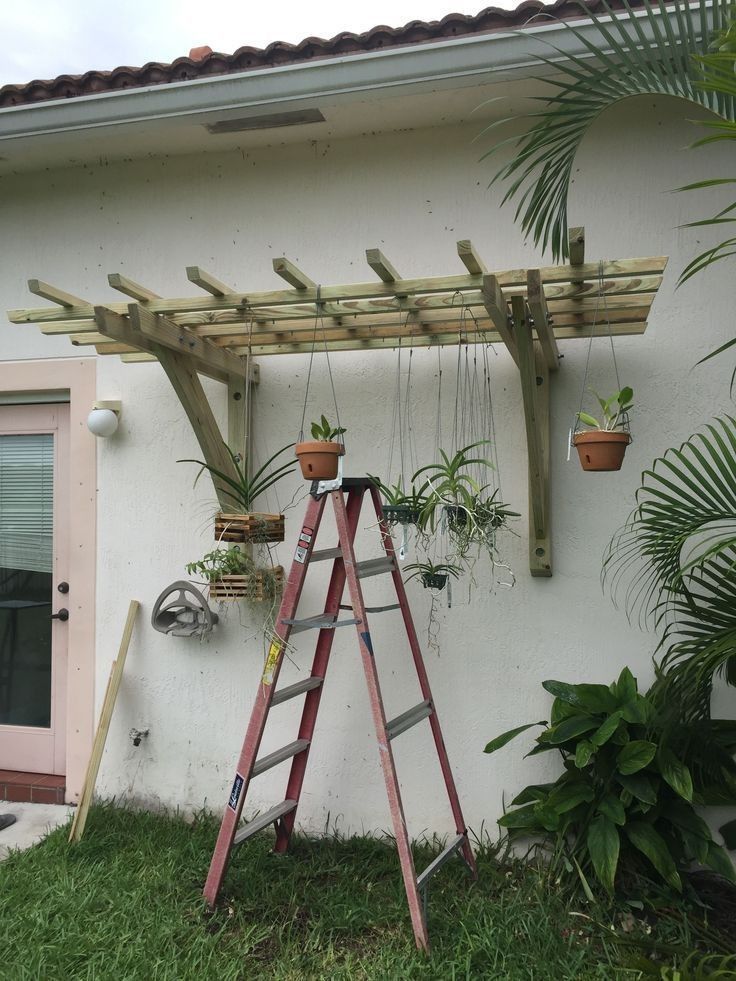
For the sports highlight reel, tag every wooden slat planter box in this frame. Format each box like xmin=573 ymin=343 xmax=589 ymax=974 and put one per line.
xmin=214 ymin=512 xmax=285 ymax=543
xmin=209 ymin=567 xmax=284 ymax=602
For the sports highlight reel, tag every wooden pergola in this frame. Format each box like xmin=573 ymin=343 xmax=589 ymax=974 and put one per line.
xmin=9 ymin=230 xmax=667 ymax=576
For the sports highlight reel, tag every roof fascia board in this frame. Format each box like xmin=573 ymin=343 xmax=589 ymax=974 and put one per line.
xmin=0 ymin=2 xmax=713 ymax=142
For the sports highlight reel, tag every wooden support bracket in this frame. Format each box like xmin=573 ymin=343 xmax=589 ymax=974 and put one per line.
xmin=128 ymin=304 xmax=246 ymax=383
xmin=511 ymin=295 xmax=551 ymax=577
xmin=527 ymin=269 xmax=560 ymax=372
xmin=482 ymin=274 xmax=518 ymax=365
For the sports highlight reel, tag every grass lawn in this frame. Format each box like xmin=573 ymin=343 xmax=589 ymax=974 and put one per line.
xmin=0 ymin=804 xmax=731 ymax=980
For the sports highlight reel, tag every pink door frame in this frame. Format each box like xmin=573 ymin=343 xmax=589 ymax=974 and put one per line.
xmin=0 ymin=359 xmax=96 ymax=802
xmin=0 ymin=403 xmax=69 ymax=774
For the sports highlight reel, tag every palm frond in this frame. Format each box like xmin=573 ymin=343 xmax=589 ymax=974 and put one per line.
xmin=604 ymin=416 xmax=736 ymax=719
xmin=483 ymin=0 xmax=735 ymax=261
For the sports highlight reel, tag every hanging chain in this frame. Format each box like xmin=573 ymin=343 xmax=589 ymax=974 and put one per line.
xmin=574 ymin=261 xmax=623 ymax=434
xmin=298 ymin=286 xmax=343 ymax=445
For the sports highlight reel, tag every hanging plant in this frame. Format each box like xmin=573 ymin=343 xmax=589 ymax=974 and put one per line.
xmin=295 ymin=416 xmax=346 ymax=481
xmin=404 ymin=561 xmax=463 ymax=592
xmin=185 ymin=545 xmax=283 ymax=602
xmin=369 ymin=476 xmax=431 ymax=526
xmin=573 ymin=387 xmax=633 ymax=473
xmin=178 ymin=442 xmax=294 ymax=543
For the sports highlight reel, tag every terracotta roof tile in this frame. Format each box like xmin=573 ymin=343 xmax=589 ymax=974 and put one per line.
xmin=0 ymin=1 xmax=638 ymax=109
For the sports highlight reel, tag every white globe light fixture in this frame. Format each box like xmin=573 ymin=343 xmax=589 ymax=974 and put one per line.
xmin=87 ymin=400 xmax=122 ymax=438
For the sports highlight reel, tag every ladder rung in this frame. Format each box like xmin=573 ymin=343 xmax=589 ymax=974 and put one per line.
xmin=340 ymin=603 xmax=401 ymax=614
xmin=281 ymin=615 xmax=360 ymax=634
xmin=252 ymin=739 xmax=310 ymax=777
xmin=386 ymin=699 xmax=433 ymax=740
xmin=271 ymin=676 xmax=323 ymax=706
xmin=355 ymin=557 xmax=395 ymax=579
xmin=233 ymin=799 xmax=297 ymax=845
xmin=311 ymin=547 xmax=342 ymax=562
xmin=416 ymin=834 xmax=466 ymax=890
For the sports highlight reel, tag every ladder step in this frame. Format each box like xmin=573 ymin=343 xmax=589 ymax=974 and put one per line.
xmin=271 ymin=676 xmax=323 ymax=706
xmin=281 ymin=614 xmax=361 ymax=634
xmin=386 ymin=699 xmax=433 ymax=740
xmin=340 ymin=603 xmax=401 ymax=614
xmin=252 ymin=739 xmax=310 ymax=777
xmin=311 ymin=547 xmax=343 ymax=562
xmin=416 ymin=834 xmax=467 ymax=890
xmin=233 ymin=800 xmax=297 ymax=846
xmin=355 ymin=556 xmax=395 ymax=579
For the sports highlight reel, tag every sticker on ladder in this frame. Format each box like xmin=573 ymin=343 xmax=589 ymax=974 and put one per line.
xmin=228 ymin=773 xmax=244 ymax=811
xmin=261 ymin=639 xmax=282 ymax=686
xmin=295 ymin=526 xmax=314 ymax=564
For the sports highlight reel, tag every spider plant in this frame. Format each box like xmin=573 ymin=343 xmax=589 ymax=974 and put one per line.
xmin=178 ymin=442 xmax=295 ymax=513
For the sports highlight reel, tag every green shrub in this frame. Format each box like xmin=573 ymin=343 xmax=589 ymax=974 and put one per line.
xmin=485 ymin=668 xmax=735 ymax=897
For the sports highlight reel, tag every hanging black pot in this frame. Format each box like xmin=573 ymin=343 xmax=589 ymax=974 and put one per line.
xmin=421 ymin=572 xmax=448 ymax=590
xmin=383 ymin=504 xmax=422 ymax=525
xmin=443 ymin=505 xmax=468 ymax=529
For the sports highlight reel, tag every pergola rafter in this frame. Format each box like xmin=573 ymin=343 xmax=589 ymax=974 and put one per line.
xmin=8 ymin=235 xmax=668 ymax=576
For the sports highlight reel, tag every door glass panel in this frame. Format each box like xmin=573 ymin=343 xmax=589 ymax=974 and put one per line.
xmin=0 ymin=434 xmax=53 ymax=727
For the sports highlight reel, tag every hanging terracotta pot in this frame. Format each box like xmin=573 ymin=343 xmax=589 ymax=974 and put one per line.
xmin=573 ymin=431 xmax=631 ymax=472
xmin=294 ymin=441 xmax=344 ymax=480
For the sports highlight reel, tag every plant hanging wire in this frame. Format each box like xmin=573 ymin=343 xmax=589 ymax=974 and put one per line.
xmin=571 ymin=261 xmax=631 ymax=447
xmin=298 ymin=285 xmax=344 ymax=453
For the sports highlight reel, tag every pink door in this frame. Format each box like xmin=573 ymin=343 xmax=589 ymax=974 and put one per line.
xmin=0 ymin=403 xmax=69 ymax=775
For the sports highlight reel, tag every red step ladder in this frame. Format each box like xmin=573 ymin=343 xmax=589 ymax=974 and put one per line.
xmin=203 ymin=477 xmax=477 ymax=951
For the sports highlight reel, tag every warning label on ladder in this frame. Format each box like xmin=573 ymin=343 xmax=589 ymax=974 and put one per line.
xmin=261 ymin=639 xmax=282 ymax=686
xmin=228 ymin=773 xmax=244 ymax=811
xmin=294 ymin=526 xmax=314 ymax=564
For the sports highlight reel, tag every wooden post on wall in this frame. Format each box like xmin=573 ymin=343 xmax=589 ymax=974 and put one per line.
xmin=511 ymin=295 xmax=552 ymax=577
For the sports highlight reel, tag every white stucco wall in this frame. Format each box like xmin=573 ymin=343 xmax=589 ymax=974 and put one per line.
xmin=1 ymin=95 xmax=733 ymax=839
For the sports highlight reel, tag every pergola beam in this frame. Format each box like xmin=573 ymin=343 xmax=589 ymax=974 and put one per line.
xmin=273 ymin=257 xmax=315 ymax=290
xmin=128 ymin=304 xmax=246 ymax=382
xmin=187 ymin=266 xmax=235 ymax=297
xmin=481 ymin=274 xmax=518 ymax=365
xmin=366 ymin=249 xmax=402 ymax=283
xmin=456 ymin=240 xmax=486 ymax=276
xmin=108 ymin=273 xmax=161 ymax=302
xmin=527 ymin=269 xmax=559 ymax=372
xmin=28 ymin=279 xmax=86 ymax=308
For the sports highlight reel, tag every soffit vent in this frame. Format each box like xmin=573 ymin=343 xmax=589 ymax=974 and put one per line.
xmin=206 ymin=108 xmax=325 ymax=134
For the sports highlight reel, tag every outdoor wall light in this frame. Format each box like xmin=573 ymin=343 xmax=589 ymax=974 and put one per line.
xmin=87 ymin=400 xmax=122 ymax=438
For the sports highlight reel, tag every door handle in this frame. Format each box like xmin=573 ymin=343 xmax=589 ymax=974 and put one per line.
xmin=51 ymin=608 xmax=69 ymax=622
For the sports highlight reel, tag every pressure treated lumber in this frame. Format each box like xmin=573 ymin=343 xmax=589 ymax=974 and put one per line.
xmin=366 ymin=249 xmax=402 ymax=283
xmin=512 ymin=295 xmax=551 ymax=577
xmin=108 ymin=273 xmax=161 ymax=302
xmin=481 ymin=274 xmax=518 ymax=365
xmin=27 ymin=279 xmax=85 ymax=308
xmin=69 ymin=600 xmax=140 ymax=844
xmin=527 ymin=269 xmax=559 ymax=372
xmin=187 ymin=266 xmax=235 ymax=297
xmin=273 ymin=257 xmax=315 ymax=290
xmin=128 ymin=303 xmax=245 ymax=381
xmin=456 ymin=240 xmax=486 ymax=276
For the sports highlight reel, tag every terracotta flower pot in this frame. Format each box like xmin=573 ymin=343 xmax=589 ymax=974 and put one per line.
xmin=295 ymin=441 xmax=344 ymax=480
xmin=573 ymin=431 xmax=631 ymax=472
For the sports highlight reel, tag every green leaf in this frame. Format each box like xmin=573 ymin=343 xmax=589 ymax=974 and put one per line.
xmin=511 ymin=783 xmax=555 ymax=806
xmin=657 ymin=749 xmax=693 ymax=802
xmin=624 ymin=823 xmax=682 ymax=892
xmin=718 ymin=817 xmax=736 ymax=850
xmin=613 ymin=667 xmax=637 ymax=703
xmin=575 ymin=740 xmax=594 ymax=769
xmin=705 ymin=842 xmax=736 ymax=883
xmin=533 ymin=803 xmax=560 ymax=832
xmin=550 ymin=697 xmax=578 ymax=724
xmin=590 ymin=710 xmax=623 ymax=748
xmin=598 ymin=794 xmax=626 ymax=826
xmin=617 ymin=773 xmax=657 ymax=805
xmin=577 ymin=411 xmax=601 ymax=429
xmin=548 ymin=716 xmax=599 ymax=744
xmin=587 ymin=815 xmax=620 ymax=894
xmin=543 ymin=680 xmax=618 ymax=715
xmin=484 ymin=722 xmax=545 ymax=755
xmin=617 ymin=741 xmax=657 ymax=775
xmin=498 ymin=804 xmax=542 ymax=830
xmin=548 ymin=781 xmax=595 ymax=814
xmin=620 ymin=697 xmax=650 ymax=725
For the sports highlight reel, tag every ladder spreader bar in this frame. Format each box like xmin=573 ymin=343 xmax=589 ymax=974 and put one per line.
xmin=233 ymin=800 xmax=297 ymax=846
xmin=281 ymin=615 xmax=361 ymax=634
xmin=386 ymin=699 xmax=433 ymax=740
xmin=252 ymin=739 xmax=310 ymax=777
xmin=416 ymin=834 xmax=467 ymax=891
xmin=355 ymin=556 xmax=395 ymax=579
xmin=271 ymin=676 xmax=323 ymax=706
xmin=340 ymin=603 xmax=401 ymax=614
xmin=311 ymin=547 xmax=343 ymax=562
